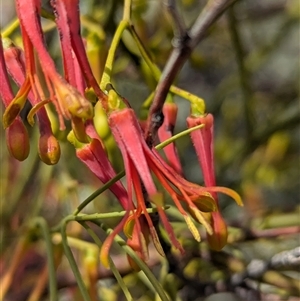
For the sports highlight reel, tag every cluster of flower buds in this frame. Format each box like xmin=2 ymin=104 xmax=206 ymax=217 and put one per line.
xmin=97 ymin=91 xmax=242 ymax=267
xmin=1 ymin=0 xmax=108 ymax=164
xmin=1 ymin=37 xmax=30 ymax=161
xmin=1 ymin=0 xmax=243 ymax=269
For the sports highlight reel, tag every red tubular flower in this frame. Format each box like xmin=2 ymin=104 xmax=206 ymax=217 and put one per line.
xmin=158 ymin=102 xmax=183 ymax=175
xmin=4 ymin=0 xmax=94 ymax=131
xmin=0 ymin=35 xmax=29 ymax=161
xmin=50 ymin=0 xmax=107 ymax=106
xmin=72 ymin=121 xmax=129 ymax=210
xmin=70 ymin=121 xmax=140 ymax=267
xmin=4 ymin=42 xmax=60 ymax=164
xmin=101 ymin=108 xmax=242 ymax=266
xmin=50 ymin=0 xmax=91 ymax=143
xmin=187 ymin=113 xmax=243 ymax=251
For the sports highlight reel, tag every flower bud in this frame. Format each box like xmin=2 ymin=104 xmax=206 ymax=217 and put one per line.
xmin=5 ymin=118 xmax=30 ymax=161
xmin=93 ymin=101 xmax=110 ymax=139
xmin=186 ymin=113 xmax=215 ymax=187
xmin=38 ymin=134 xmax=61 ymax=165
xmin=54 ymin=79 xmax=94 ymax=120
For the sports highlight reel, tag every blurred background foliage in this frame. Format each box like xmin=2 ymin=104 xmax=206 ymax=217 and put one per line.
xmin=0 ymin=0 xmax=299 ymax=300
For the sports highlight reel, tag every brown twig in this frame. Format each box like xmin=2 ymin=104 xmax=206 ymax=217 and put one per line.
xmin=144 ymin=0 xmax=237 ymax=146
xmin=164 ymin=0 xmax=186 ymax=40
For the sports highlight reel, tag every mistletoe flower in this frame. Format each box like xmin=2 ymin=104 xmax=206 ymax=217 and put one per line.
xmin=187 ymin=113 xmax=243 ymax=250
xmin=0 ymin=35 xmax=29 ymax=161
xmin=69 ymin=121 xmax=129 ymax=210
xmin=68 ymin=121 xmax=143 ymax=268
xmin=3 ymin=0 xmax=94 ymax=132
xmin=3 ymin=42 xmax=60 ymax=164
xmin=101 ymin=107 xmax=242 ymax=266
xmin=50 ymin=0 xmax=106 ymax=104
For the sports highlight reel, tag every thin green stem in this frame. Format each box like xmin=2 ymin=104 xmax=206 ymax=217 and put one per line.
xmin=141 ymin=91 xmax=155 ymax=111
xmin=100 ymin=223 xmax=170 ymax=301
xmin=74 ymin=207 xmax=165 ymax=221
xmin=138 ymin=271 xmax=158 ymax=294
xmin=156 ymin=124 xmax=204 ymax=150
xmin=73 ymin=170 xmax=125 ymax=215
xmin=31 ymin=217 xmax=58 ymax=301
xmin=53 ymin=233 xmax=98 ymax=251
xmin=100 ymin=20 xmax=129 ymax=90
xmin=130 ymin=26 xmax=161 ymax=80
xmin=80 ymin=222 xmax=133 ymax=301
xmin=130 ymin=26 xmax=205 ymax=110
xmin=2 ymin=18 xmax=20 ymax=38
xmin=53 ymin=207 xmax=168 ymax=233
xmin=61 ymin=219 xmax=91 ymax=301
xmin=123 ymin=0 xmax=132 ymax=21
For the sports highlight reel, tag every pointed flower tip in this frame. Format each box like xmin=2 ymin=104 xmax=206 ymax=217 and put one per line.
xmin=5 ymin=119 xmax=30 ymax=161
xmin=208 ymin=186 xmax=243 ymax=207
xmin=38 ymin=134 xmax=61 ymax=165
xmin=27 ymin=99 xmax=51 ymax=127
xmin=99 ymin=245 xmax=110 ymax=269
xmin=3 ymin=103 xmax=22 ymax=129
xmin=123 ymin=215 xmax=135 ymax=239
xmin=3 ymin=81 xmax=31 ymax=128
xmin=207 ymin=212 xmax=228 ymax=251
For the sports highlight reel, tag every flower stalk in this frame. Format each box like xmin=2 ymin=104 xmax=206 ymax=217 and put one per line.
xmin=187 ymin=111 xmax=243 ymax=250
